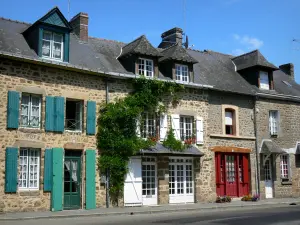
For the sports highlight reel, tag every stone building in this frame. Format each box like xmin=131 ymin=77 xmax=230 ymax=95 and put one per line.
xmin=0 ymin=6 xmax=299 ymax=213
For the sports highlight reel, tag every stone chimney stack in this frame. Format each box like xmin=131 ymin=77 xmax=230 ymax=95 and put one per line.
xmin=279 ymin=63 xmax=294 ymax=80
xmin=69 ymin=12 xmax=89 ymax=42
xmin=158 ymin=27 xmax=183 ymax=49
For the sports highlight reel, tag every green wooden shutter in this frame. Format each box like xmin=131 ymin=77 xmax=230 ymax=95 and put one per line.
xmin=5 ymin=147 xmax=18 ymax=193
xmin=86 ymin=149 xmax=96 ymax=209
xmin=51 ymin=147 xmax=63 ymax=211
xmin=86 ymin=101 xmax=96 ymax=135
xmin=63 ymin=33 xmax=70 ymax=62
xmin=55 ymin=97 xmax=65 ymax=132
xmin=45 ymin=96 xmax=55 ymax=131
xmin=7 ymin=91 xmax=20 ymax=129
xmin=44 ymin=149 xmax=53 ymax=192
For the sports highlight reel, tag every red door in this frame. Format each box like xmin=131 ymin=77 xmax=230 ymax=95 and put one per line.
xmin=215 ymin=153 xmax=249 ymax=197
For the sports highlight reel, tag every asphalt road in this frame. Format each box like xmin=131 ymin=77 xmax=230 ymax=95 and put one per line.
xmin=2 ymin=205 xmax=300 ymax=225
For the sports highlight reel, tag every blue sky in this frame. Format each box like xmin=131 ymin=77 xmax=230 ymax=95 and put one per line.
xmin=1 ymin=0 xmax=300 ymax=82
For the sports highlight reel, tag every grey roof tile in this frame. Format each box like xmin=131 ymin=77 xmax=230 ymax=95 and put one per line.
xmin=159 ymin=43 xmax=197 ymax=64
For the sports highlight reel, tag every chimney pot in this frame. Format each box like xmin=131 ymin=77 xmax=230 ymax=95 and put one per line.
xmin=158 ymin=27 xmax=183 ymax=49
xmin=69 ymin=12 xmax=89 ymax=42
xmin=279 ymin=63 xmax=294 ymax=80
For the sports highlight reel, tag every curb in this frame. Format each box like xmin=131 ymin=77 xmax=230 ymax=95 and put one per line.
xmin=0 ymin=201 xmax=299 ymax=221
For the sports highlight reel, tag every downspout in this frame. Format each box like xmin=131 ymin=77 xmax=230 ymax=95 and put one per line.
xmin=253 ymin=96 xmax=261 ymax=196
xmin=105 ymin=80 xmax=110 ymax=208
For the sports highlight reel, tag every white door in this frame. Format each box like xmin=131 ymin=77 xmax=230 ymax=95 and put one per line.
xmin=264 ymin=156 xmax=273 ymax=199
xmin=142 ymin=157 xmax=157 ymax=205
xmin=169 ymin=158 xmax=194 ymax=204
xmin=124 ymin=157 xmax=143 ymax=206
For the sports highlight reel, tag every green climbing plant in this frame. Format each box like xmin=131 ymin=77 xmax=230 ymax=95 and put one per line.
xmin=97 ymin=77 xmax=183 ymax=204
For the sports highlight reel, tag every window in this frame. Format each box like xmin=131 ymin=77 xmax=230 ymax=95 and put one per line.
xmin=138 ymin=58 xmax=154 ymax=77
xmin=65 ymin=99 xmax=83 ymax=132
xmin=180 ymin=116 xmax=193 ymax=141
xmin=280 ymin=154 xmax=290 ymax=180
xmin=20 ymin=94 xmax=41 ymax=128
xmin=260 ymin=71 xmax=270 ymax=90
xmin=225 ymin=109 xmax=235 ymax=135
xmin=269 ymin=110 xmax=279 ymax=136
xmin=141 ymin=112 xmax=156 ymax=138
xmin=175 ymin=64 xmax=189 ymax=82
xmin=19 ymin=148 xmax=40 ymax=190
xmin=42 ymin=31 xmax=64 ymax=61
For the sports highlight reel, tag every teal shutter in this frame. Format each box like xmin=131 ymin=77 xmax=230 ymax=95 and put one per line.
xmin=5 ymin=147 xmax=18 ymax=193
xmin=63 ymin=33 xmax=70 ymax=62
xmin=7 ymin=91 xmax=20 ymax=129
xmin=51 ymin=148 xmax=63 ymax=211
xmin=45 ymin=96 xmax=55 ymax=131
xmin=86 ymin=149 xmax=96 ymax=209
xmin=44 ymin=149 xmax=53 ymax=192
xmin=86 ymin=101 xmax=96 ymax=135
xmin=55 ymin=97 xmax=65 ymax=132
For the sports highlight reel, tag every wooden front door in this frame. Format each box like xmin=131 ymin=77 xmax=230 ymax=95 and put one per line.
xmin=64 ymin=151 xmax=81 ymax=210
xmin=215 ymin=153 xmax=249 ymax=197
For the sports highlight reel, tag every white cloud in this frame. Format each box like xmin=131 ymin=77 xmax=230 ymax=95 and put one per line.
xmin=233 ymin=34 xmax=264 ymax=49
xmin=232 ymin=49 xmax=245 ymax=56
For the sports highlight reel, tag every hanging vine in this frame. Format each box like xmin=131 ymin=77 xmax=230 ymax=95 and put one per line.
xmin=97 ymin=77 xmax=183 ymax=204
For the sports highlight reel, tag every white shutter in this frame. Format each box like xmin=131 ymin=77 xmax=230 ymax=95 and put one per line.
xmin=269 ymin=112 xmax=272 ymax=134
xmin=288 ymin=155 xmax=292 ymax=179
xmin=171 ymin=114 xmax=180 ymax=140
xmin=160 ymin=114 xmax=168 ymax=141
xmin=196 ymin=117 xmax=204 ymax=144
xmin=136 ymin=115 xmax=141 ymax=137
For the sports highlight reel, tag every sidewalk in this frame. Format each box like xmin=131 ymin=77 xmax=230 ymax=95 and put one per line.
xmin=1 ymin=198 xmax=299 ymax=221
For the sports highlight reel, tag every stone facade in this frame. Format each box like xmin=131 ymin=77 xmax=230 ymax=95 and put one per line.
xmin=256 ymin=98 xmax=300 ymax=199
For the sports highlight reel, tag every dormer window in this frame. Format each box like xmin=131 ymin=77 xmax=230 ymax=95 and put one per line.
xmin=259 ymin=71 xmax=270 ymax=90
xmin=138 ymin=58 xmax=154 ymax=77
xmin=42 ymin=31 xmax=64 ymax=61
xmin=176 ymin=64 xmax=189 ymax=82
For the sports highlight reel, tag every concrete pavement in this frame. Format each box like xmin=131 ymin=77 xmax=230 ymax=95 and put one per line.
xmin=1 ymin=205 xmax=300 ymax=225
xmin=1 ymin=197 xmax=300 ymax=221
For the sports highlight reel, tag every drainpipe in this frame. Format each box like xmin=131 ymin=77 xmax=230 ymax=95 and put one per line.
xmin=253 ymin=96 xmax=261 ymax=196
xmin=105 ymin=80 xmax=110 ymax=208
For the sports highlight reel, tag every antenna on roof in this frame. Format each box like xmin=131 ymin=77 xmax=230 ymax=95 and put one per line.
xmin=68 ymin=0 xmax=71 ymax=20
xmin=292 ymin=38 xmax=300 ymax=51
xmin=183 ymin=0 xmax=186 ymax=35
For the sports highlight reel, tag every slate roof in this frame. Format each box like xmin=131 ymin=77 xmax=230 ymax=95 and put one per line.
xmin=140 ymin=143 xmax=204 ymax=156
xmin=119 ymin=35 xmax=161 ymax=58
xmin=232 ymin=50 xmax=278 ymax=71
xmin=159 ymin=43 xmax=197 ymax=64
xmin=1 ymin=15 xmax=300 ymax=99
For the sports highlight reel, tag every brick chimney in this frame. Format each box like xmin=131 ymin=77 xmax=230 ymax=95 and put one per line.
xmin=69 ymin=12 xmax=89 ymax=42
xmin=158 ymin=27 xmax=183 ymax=49
xmin=279 ymin=63 xmax=294 ymax=80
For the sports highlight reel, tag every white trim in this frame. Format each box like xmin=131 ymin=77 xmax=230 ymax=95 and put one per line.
xmin=20 ymin=93 xmax=42 ymax=129
xmin=180 ymin=115 xmax=193 ymax=141
xmin=42 ymin=30 xmax=64 ymax=61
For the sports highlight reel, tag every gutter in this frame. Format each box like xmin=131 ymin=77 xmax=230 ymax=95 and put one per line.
xmin=258 ymin=92 xmax=300 ymax=102
xmin=253 ymin=96 xmax=260 ymax=196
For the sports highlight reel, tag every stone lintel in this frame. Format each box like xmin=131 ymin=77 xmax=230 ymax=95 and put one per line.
xmin=210 ymin=146 xmax=251 ymax=153
xmin=210 ymin=134 xmax=256 ymax=140
xmin=13 ymin=140 xmax=45 ymax=148
xmin=16 ymin=86 xmax=46 ymax=95
xmin=63 ymin=142 xmax=85 ymax=150
xmin=62 ymin=90 xmax=88 ymax=100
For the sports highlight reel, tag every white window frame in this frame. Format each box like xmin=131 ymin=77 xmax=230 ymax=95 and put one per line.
xmin=269 ymin=110 xmax=278 ymax=136
xmin=175 ymin=64 xmax=189 ymax=83
xmin=18 ymin=148 xmax=40 ymax=191
xmin=142 ymin=157 xmax=157 ymax=197
xmin=42 ymin=30 xmax=64 ymax=61
xmin=280 ymin=154 xmax=290 ymax=180
xmin=260 ymin=71 xmax=270 ymax=90
xmin=138 ymin=58 xmax=154 ymax=77
xmin=180 ymin=116 xmax=193 ymax=141
xmin=141 ymin=112 xmax=156 ymax=139
xmin=20 ymin=93 xmax=42 ymax=129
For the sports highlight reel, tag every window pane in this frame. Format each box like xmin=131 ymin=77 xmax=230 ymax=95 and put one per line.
xmin=53 ymin=33 xmax=63 ymax=43
xmin=53 ymin=50 xmax=62 ymax=59
xmin=42 ymin=47 xmax=50 ymax=57
xmin=225 ymin=111 xmax=233 ymax=125
xmin=43 ymin=32 xmax=51 ymax=40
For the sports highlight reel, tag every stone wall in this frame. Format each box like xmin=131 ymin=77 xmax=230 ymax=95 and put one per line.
xmin=256 ymin=98 xmax=300 ymax=198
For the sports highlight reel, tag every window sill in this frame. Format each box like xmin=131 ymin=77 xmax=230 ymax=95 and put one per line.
xmin=19 ymin=128 xmax=43 ymax=133
xmin=270 ymin=134 xmax=278 ymax=138
xmin=210 ymin=134 xmax=256 ymax=140
xmin=281 ymin=181 xmax=292 ymax=185
xmin=19 ymin=190 xmax=40 ymax=196
xmin=65 ymin=130 xmax=82 ymax=134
